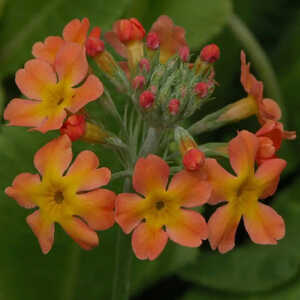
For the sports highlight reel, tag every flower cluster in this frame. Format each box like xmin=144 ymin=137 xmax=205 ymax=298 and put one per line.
xmin=3 ymin=15 xmax=295 ymax=260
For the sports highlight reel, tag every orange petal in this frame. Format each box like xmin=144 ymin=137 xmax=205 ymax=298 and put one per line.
xmin=255 ymin=158 xmax=286 ymax=198
xmin=205 ymin=158 xmax=236 ymax=204
xmin=60 ymin=217 xmax=99 ymax=250
xmin=115 ymin=193 xmax=144 ymax=234
xmin=32 ymin=36 xmax=65 ymax=65
xmin=26 ymin=210 xmax=55 ymax=254
xmin=68 ymin=74 xmax=103 ymax=113
xmin=133 ymin=154 xmax=169 ymax=196
xmin=4 ymin=98 xmax=45 ymax=128
xmin=229 ymin=130 xmax=258 ymax=177
xmin=166 ymin=209 xmax=208 ymax=247
xmin=168 ymin=170 xmax=211 ymax=207
xmin=256 ymin=120 xmax=283 ymax=150
xmin=104 ymin=31 xmax=128 ymax=58
xmin=208 ymin=204 xmax=241 ymax=254
xmin=5 ymin=173 xmax=40 ymax=208
xmin=262 ymin=98 xmax=282 ymax=122
xmin=16 ymin=59 xmax=56 ymax=100
xmin=76 ymin=189 xmax=115 ymax=230
xmin=243 ymin=202 xmax=285 ymax=244
xmin=33 ymin=109 xmax=67 ymax=133
xmin=55 ymin=43 xmax=88 ymax=86
xmin=66 ymin=150 xmax=111 ymax=191
xmin=63 ymin=18 xmax=90 ymax=45
xmin=34 ymin=135 xmax=72 ymax=176
xmin=132 ymin=222 xmax=168 ymax=260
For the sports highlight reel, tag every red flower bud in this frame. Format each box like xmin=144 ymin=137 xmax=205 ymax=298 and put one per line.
xmin=132 ymin=75 xmax=146 ymax=89
xmin=60 ymin=114 xmax=86 ymax=141
xmin=200 ymin=44 xmax=220 ymax=63
xmin=179 ymin=46 xmax=190 ymax=62
xmin=139 ymin=91 xmax=155 ymax=109
xmin=113 ymin=18 xmax=145 ymax=44
xmin=183 ymin=148 xmax=205 ymax=171
xmin=168 ymin=98 xmax=180 ymax=115
xmin=146 ymin=32 xmax=160 ymax=50
xmin=139 ymin=58 xmax=151 ymax=72
xmin=86 ymin=27 xmax=105 ymax=57
xmin=194 ymin=82 xmax=208 ymax=98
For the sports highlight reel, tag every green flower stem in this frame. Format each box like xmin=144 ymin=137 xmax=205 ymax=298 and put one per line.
xmin=139 ymin=127 xmax=162 ymax=157
xmin=111 ymin=170 xmax=132 ymax=181
xmin=111 ymin=178 xmax=133 ymax=300
xmin=228 ymin=14 xmax=287 ymax=122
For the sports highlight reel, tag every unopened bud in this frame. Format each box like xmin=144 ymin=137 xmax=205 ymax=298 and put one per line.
xmin=200 ymin=44 xmax=220 ymax=63
xmin=146 ymin=32 xmax=160 ymax=50
xmin=183 ymin=148 xmax=205 ymax=171
xmin=113 ymin=18 xmax=145 ymax=44
xmin=132 ymin=75 xmax=146 ymax=89
xmin=194 ymin=82 xmax=208 ymax=98
xmin=179 ymin=46 xmax=190 ymax=62
xmin=168 ymin=98 xmax=180 ymax=115
xmin=175 ymin=126 xmax=198 ymax=155
xmin=139 ymin=90 xmax=155 ymax=109
xmin=86 ymin=27 xmax=105 ymax=57
xmin=60 ymin=114 xmax=86 ymax=141
xmin=139 ymin=58 xmax=151 ymax=72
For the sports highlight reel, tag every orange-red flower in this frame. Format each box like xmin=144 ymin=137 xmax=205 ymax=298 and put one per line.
xmin=33 ymin=18 xmax=90 ymax=65
xmin=5 ymin=135 xmax=115 ymax=254
xmin=149 ymin=15 xmax=187 ymax=64
xmin=115 ymin=155 xmax=211 ymax=260
xmin=205 ymin=130 xmax=286 ymax=253
xmin=4 ymin=43 xmax=103 ymax=133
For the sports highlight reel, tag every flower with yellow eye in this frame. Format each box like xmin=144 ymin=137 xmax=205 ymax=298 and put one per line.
xmin=205 ymin=130 xmax=286 ymax=253
xmin=5 ymin=135 xmax=115 ymax=254
xmin=4 ymin=43 xmax=103 ymax=133
xmin=116 ymin=154 xmax=211 ymax=260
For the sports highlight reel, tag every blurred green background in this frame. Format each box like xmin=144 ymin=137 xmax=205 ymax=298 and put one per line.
xmin=0 ymin=0 xmax=300 ymax=299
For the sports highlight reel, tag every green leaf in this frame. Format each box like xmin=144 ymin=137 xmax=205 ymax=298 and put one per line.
xmin=127 ymin=0 xmax=233 ymax=49
xmin=0 ymin=0 xmax=131 ymax=76
xmin=0 ymin=127 xmax=197 ymax=299
xmin=178 ymin=177 xmax=300 ymax=293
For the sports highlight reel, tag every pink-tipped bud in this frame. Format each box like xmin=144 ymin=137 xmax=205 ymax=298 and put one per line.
xmin=139 ymin=58 xmax=151 ymax=72
xmin=132 ymin=75 xmax=146 ymax=89
xmin=60 ymin=114 xmax=86 ymax=141
xmin=194 ymin=82 xmax=209 ymax=98
xmin=139 ymin=91 xmax=155 ymax=109
xmin=183 ymin=148 xmax=205 ymax=171
xmin=86 ymin=27 xmax=105 ymax=57
xmin=179 ymin=46 xmax=190 ymax=62
xmin=146 ymin=32 xmax=160 ymax=50
xmin=168 ymin=98 xmax=180 ymax=115
xmin=200 ymin=44 xmax=220 ymax=63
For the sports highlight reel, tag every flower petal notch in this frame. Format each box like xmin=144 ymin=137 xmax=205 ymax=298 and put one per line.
xmin=4 ymin=43 xmax=103 ymax=133
xmin=206 ymin=130 xmax=286 ymax=253
xmin=116 ymin=154 xmax=211 ymax=260
xmin=5 ymin=135 xmax=115 ymax=254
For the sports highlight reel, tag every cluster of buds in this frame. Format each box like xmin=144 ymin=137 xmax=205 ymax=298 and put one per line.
xmin=2 ymin=14 xmax=296 ymax=262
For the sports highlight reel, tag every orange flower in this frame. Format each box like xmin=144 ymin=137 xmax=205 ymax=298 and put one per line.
xmin=116 ymin=155 xmax=211 ymax=260
xmin=5 ymin=135 xmax=115 ymax=254
xmin=33 ymin=18 xmax=90 ymax=65
xmin=256 ymin=120 xmax=296 ymax=164
xmin=4 ymin=43 xmax=103 ymax=133
xmin=205 ymin=130 xmax=286 ymax=253
xmin=149 ymin=15 xmax=187 ymax=64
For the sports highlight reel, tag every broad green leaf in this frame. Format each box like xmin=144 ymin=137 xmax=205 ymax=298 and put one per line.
xmin=0 ymin=127 xmax=197 ymax=299
xmin=127 ymin=0 xmax=233 ymax=49
xmin=178 ymin=177 xmax=300 ymax=293
xmin=0 ymin=0 xmax=131 ymax=76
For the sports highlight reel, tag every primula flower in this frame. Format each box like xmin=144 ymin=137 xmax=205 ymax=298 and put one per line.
xmin=4 ymin=43 xmax=103 ymax=133
xmin=205 ymin=130 xmax=286 ymax=253
xmin=256 ymin=120 xmax=296 ymax=164
xmin=33 ymin=18 xmax=90 ymax=65
xmin=116 ymin=155 xmax=211 ymax=260
xmin=149 ymin=15 xmax=187 ymax=64
xmin=5 ymin=135 xmax=115 ymax=254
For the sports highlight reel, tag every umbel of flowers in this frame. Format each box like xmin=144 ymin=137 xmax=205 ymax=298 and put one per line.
xmin=4 ymin=15 xmax=295 ymax=261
